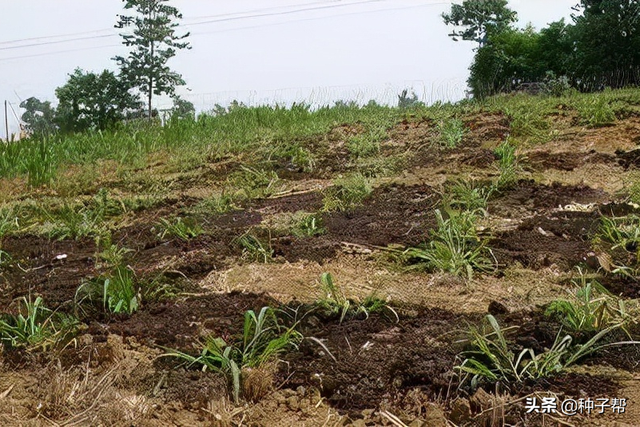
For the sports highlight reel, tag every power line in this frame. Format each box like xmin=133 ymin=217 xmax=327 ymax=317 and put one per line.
xmin=0 ymin=1 xmax=446 ymax=62
xmin=0 ymin=0 xmax=407 ymax=51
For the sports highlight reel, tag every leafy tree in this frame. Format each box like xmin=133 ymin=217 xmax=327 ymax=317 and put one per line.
xmin=442 ymin=0 xmax=517 ymax=47
xmin=54 ymin=68 xmax=142 ymax=133
xmin=170 ymin=95 xmax=195 ymax=119
xmin=570 ymin=0 xmax=640 ymax=89
xmin=114 ymin=0 xmax=191 ymax=120
xmin=468 ymin=27 xmax=544 ymax=98
xmin=20 ymin=97 xmax=57 ymax=136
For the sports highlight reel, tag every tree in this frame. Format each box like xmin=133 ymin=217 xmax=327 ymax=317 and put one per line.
xmin=54 ymin=68 xmax=142 ymax=133
xmin=442 ymin=0 xmax=517 ymax=48
xmin=20 ymin=97 xmax=57 ymax=136
xmin=114 ymin=0 xmax=190 ymax=120
xmin=570 ymin=0 xmax=640 ymax=89
xmin=170 ymin=95 xmax=195 ymax=119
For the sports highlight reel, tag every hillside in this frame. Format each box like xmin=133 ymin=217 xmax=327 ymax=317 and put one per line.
xmin=1 ymin=89 xmax=640 ymax=425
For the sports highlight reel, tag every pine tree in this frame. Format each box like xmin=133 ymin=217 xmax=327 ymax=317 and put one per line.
xmin=113 ymin=0 xmax=190 ymax=119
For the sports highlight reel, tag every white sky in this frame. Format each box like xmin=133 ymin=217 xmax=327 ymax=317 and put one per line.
xmin=0 ymin=0 xmax=576 ymax=137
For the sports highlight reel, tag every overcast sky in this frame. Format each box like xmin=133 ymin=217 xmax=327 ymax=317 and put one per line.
xmin=0 ymin=0 xmax=576 ymax=137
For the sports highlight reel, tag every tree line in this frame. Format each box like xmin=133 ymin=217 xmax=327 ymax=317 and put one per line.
xmin=443 ymin=0 xmax=640 ymax=98
xmin=20 ymin=0 xmax=193 ymax=137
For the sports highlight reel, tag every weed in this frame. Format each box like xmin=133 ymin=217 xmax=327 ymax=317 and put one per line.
xmin=192 ymin=193 xmax=237 ymax=216
xmin=165 ymin=306 xmax=302 ymax=403
xmin=22 ymin=139 xmax=58 ymax=187
xmin=493 ymin=140 xmax=519 ymax=190
xmin=316 ymin=273 xmax=392 ymax=323
xmin=292 ymin=213 xmax=326 ymax=237
xmin=236 ymin=232 xmax=273 ymax=263
xmin=404 ymin=209 xmax=494 ymax=279
xmin=155 ymin=216 xmax=202 ymax=241
xmin=545 ymin=277 xmax=631 ymax=336
xmin=347 ymin=126 xmax=386 ymax=158
xmin=40 ymin=202 xmax=109 ymax=241
xmin=445 ymin=179 xmax=493 ymax=212
xmin=455 ymin=314 xmax=632 ymax=389
xmin=230 ymin=166 xmax=283 ymax=199
xmin=597 ymin=215 xmax=640 ymax=261
xmin=576 ymin=96 xmax=616 ymax=127
xmin=437 ymin=118 xmax=466 ymax=148
xmin=76 ymin=265 xmax=139 ymax=315
xmin=0 ymin=296 xmax=79 ymax=351
xmin=96 ymin=238 xmax=133 ymax=269
xmin=322 ymin=173 xmax=373 ymax=212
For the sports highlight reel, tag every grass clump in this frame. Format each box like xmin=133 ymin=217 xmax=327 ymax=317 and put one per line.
xmin=576 ymin=96 xmax=616 ymax=127
xmin=316 ymin=273 xmax=395 ymax=323
xmin=76 ymin=265 xmax=139 ymax=315
xmin=493 ymin=139 xmax=519 ymax=190
xmin=545 ymin=276 xmax=631 ymax=336
xmin=455 ymin=314 xmax=633 ymax=389
xmin=155 ymin=216 xmax=202 ymax=241
xmin=445 ymin=179 xmax=493 ymax=212
xmin=347 ymin=126 xmax=386 ymax=158
xmin=0 ymin=296 xmax=79 ymax=351
xmin=291 ymin=213 xmax=326 ymax=237
xmin=437 ymin=118 xmax=466 ymax=148
xmin=165 ymin=306 xmax=302 ymax=403
xmin=322 ymin=173 xmax=373 ymax=212
xmin=404 ymin=209 xmax=494 ymax=279
xmin=236 ymin=232 xmax=273 ymax=263
xmin=230 ymin=166 xmax=283 ymax=199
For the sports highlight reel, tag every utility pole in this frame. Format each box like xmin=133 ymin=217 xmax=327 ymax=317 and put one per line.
xmin=4 ymin=100 xmax=8 ymax=141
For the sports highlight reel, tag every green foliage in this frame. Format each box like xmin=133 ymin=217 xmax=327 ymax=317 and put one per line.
xmin=570 ymin=1 xmax=640 ymax=89
xmin=575 ymin=96 xmax=616 ymax=127
xmin=230 ymin=166 xmax=283 ymax=199
xmin=347 ymin=127 xmax=386 ymax=158
xmin=155 ymin=216 xmax=202 ymax=241
xmin=0 ymin=296 xmax=79 ymax=351
xmin=442 ymin=0 xmax=517 ymax=47
xmin=165 ymin=306 xmax=302 ymax=404
xmin=19 ymin=97 xmax=57 ymax=136
xmin=191 ymin=193 xmax=237 ymax=216
xmin=404 ymin=209 xmax=494 ymax=279
xmin=397 ymin=89 xmax=423 ymax=109
xmin=597 ymin=214 xmax=640 ymax=261
xmin=456 ymin=314 xmax=630 ymax=389
xmin=23 ymin=139 xmax=57 ymax=187
xmin=54 ymin=68 xmax=142 ymax=133
xmin=236 ymin=232 xmax=273 ymax=263
xmin=77 ymin=265 xmax=139 ymax=315
xmin=170 ymin=95 xmax=195 ymax=120
xmin=445 ymin=179 xmax=493 ymax=212
xmin=316 ymin=273 xmax=391 ymax=323
xmin=114 ymin=0 xmax=191 ymax=118
xmin=322 ymin=173 xmax=373 ymax=212
xmin=437 ymin=118 xmax=466 ymax=148
xmin=292 ymin=213 xmax=326 ymax=237
xmin=494 ymin=139 xmax=519 ymax=190
xmin=545 ymin=277 xmax=631 ymax=336
xmin=39 ymin=190 xmax=120 ymax=240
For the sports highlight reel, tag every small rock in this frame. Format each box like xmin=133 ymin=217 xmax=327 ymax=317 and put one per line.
xmin=287 ymin=395 xmax=299 ymax=410
xmin=296 ymin=385 xmax=306 ymax=396
xmin=350 ymin=420 xmax=367 ymax=427
xmin=408 ymin=419 xmax=425 ymax=427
